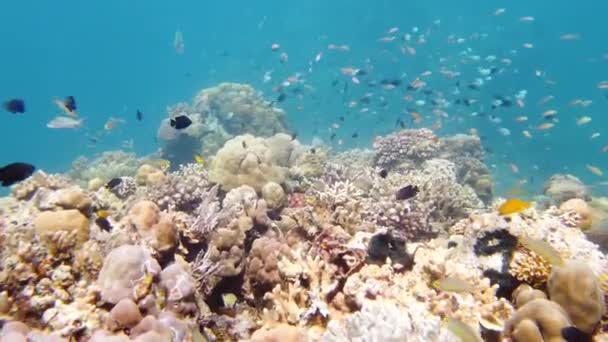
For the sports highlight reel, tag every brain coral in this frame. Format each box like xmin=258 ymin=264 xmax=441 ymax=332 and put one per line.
xmin=209 ymin=133 xmax=303 ymax=193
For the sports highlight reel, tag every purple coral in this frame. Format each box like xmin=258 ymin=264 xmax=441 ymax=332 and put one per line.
xmin=373 ymin=128 xmax=440 ymax=169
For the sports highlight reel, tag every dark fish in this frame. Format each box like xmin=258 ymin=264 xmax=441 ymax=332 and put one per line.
xmin=105 ymin=178 xmax=122 ymax=190
xmin=360 ymin=95 xmax=372 ymax=104
xmin=310 ymin=148 xmax=316 ymax=154
xmin=339 ymin=116 xmax=345 ymax=122
xmin=395 ymin=185 xmax=419 ymax=200
xmin=396 ymin=118 xmax=406 ymax=128
xmin=355 ymin=69 xmax=368 ymax=76
xmin=380 ymin=79 xmax=402 ymax=87
xmin=490 ymin=67 xmax=500 ymax=74
xmin=277 ymin=93 xmax=287 ymax=102
xmin=423 ymin=89 xmax=433 ymax=96
xmin=379 ymin=169 xmax=388 ymax=178
xmin=351 ymin=132 xmax=358 ymax=138
xmin=0 ymin=162 xmax=35 ymax=186
xmin=170 ymin=115 xmax=192 ymax=129
xmin=455 ymin=80 xmax=461 ymax=88
xmin=468 ymin=84 xmax=481 ymax=90
xmin=330 ymin=133 xmax=337 ymax=141
xmin=291 ymin=132 xmax=298 ymax=140
xmin=561 ymin=327 xmax=592 ymax=342
xmin=95 ymin=217 xmax=113 ymax=232
xmin=136 ymin=109 xmax=143 ymax=121
xmin=64 ymin=96 xmax=77 ymax=112
xmin=3 ymin=99 xmax=25 ymax=114
xmin=242 ymin=141 xmax=247 ymax=148
xmin=331 ymin=79 xmax=340 ymax=87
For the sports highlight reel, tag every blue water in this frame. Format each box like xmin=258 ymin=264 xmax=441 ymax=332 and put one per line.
xmin=1 ymin=0 xmax=607 ymax=195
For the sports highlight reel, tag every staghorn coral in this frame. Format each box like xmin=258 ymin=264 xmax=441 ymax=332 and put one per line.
xmin=209 ymin=133 xmax=303 ymax=192
xmin=372 ymin=128 xmax=440 ymax=169
xmin=145 ymin=163 xmax=210 ymax=212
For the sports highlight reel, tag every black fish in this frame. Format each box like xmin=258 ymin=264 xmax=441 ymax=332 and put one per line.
xmin=277 ymin=93 xmax=287 ymax=102
xmin=242 ymin=141 xmax=247 ymax=148
xmin=291 ymin=132 xmax=298 ymax=140
xmin=468 ymin=84 xmax=481 ymax=90
xmin=330 ymin=133 xmax=337 ymax=141
xmin=331 ymin=79 xmax=340 ymax=87
xmin=351 ymin=132 xmax=358 ymax=138
xmin=105 ymin=178 xmax=122 ymax=190
xmin=95 ymin=217 xmax=113 ymax=232
xmin=339 ymin=116 xmax=345 ymax=122
xmin=396 ymin=118 xmax=406 ymax=128
xmin=380 ymin=79 xmax=402 ymax=87
xmin=0 ymin=162 xmax=35 ymax=186
xmin=3 ymin=99 xmax=25 ymax=114
xmin=355 ymin=69 xmax=368 ymax=76
xmin=395 ymin=185 xmax=419 ymax=200
xmin=561 ymin=327 xmax=592 ymax=342
xmin=170 ymin=115 xmax=192 ymax=129
xmin=136 ymin=109 xmax=143 ymax=121
xmin=379 ymin=169 xmax=388 ymax=178
xmin=360 ymin=95 xmax=372 ymax=104
xmin=310 ymin=148 xmax=316 ymax=154
xmin=64 ymin=96 xmax=77 ymax=112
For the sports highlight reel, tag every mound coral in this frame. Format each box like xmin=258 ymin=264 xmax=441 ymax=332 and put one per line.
xmin=504 ymin=298 xmax=571 ymax=342
xmin=372 ymin=128 xmax=440 ymax=169
xmin=127 ymin=201 xmax=178 ymax=252
xmin=543 ymin=174 xmax=590 ymax=205
xmin=547 ymin=261 xmax=605 ymax=333
xmin=193 ymin=82 xmax=288 ymax=137
xmin=97 ymin=245 xmax=161 ymax=304
xmin=209 ymin=133 xmax=303 ymax=193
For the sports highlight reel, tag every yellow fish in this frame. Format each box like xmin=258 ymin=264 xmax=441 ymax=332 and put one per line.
xmin=221 ymin=293 xmax=237 ymax=309
xmin=519 ymin=236 xmax=564 ymax=266
xmin=498 ymin=198 xmax=531 ymax=215
xmin=445 ymin=318 xmax=483 ymax=342
xmin=194 ymin=154 xmax=204 ymax=165
xmin=96 ymin=210 xmax=110 ymax=219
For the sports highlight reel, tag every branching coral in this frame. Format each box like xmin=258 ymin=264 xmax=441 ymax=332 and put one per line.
xmin=509 ymin=248 xmax=552 ymax=289
xmin=145 ymin=163 xmax=210 ymax=212
xmin=373 ymin=128 xmax=440 ymax=169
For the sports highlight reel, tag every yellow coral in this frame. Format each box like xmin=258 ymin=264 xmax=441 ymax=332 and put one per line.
xmin=509 ymin=248 xmax=552 ymax=289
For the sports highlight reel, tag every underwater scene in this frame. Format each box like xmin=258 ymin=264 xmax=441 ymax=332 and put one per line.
xmin=1 ymin=0 xmax=608 ymax=341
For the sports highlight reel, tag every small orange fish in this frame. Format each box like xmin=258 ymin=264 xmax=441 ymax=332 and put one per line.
xmin=587 ymin=164 xmax=604 ymax=177
xmin=498 ymin=198 xmax=531 ymax=215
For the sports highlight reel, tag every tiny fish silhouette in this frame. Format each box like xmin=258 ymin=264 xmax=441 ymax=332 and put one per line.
xmin=396 ymin=185 xmax=419 ymax=200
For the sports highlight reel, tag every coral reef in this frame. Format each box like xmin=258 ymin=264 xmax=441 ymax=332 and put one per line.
xmin=2 ymin=127 xmax=608 ymax=341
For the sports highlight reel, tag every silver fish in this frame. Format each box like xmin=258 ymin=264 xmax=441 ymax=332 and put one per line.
xmin=47 ymin=116 xmax=83 ymax=129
